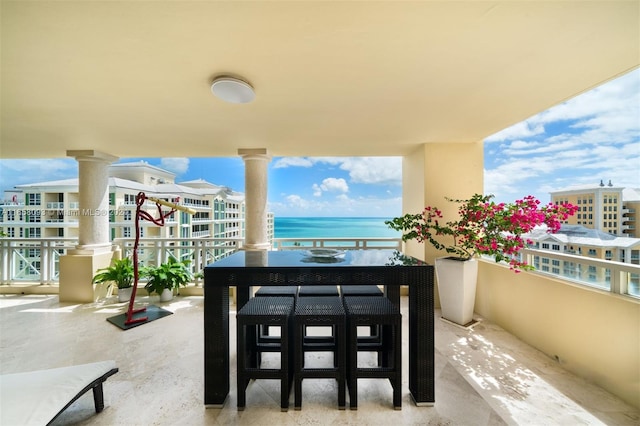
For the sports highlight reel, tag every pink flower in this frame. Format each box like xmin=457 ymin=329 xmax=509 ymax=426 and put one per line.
xmin=386 ymin=193 xmax=577 ymax=273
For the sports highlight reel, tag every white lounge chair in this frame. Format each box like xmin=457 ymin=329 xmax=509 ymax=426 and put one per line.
xmin=0 ymin=360 xmax=118 ymax=425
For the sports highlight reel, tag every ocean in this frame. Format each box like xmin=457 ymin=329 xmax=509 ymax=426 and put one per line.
xmin=274 ymin=217 xmax=400 ymax=239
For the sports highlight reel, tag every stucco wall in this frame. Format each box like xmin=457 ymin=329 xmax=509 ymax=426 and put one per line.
xmin=476 ymin=260 xmax=640 ymax=409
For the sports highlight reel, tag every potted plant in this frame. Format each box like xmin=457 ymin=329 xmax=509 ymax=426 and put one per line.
xmin=141 ymin=256 xmax=192 ymax=302
xmin=386 ymin=194 xmax=577 ymax=325
xmin=92 ymin=257 xmax=135 ymax=303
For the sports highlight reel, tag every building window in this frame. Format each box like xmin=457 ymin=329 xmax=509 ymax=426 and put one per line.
xmin=542 ymin=243 xmax=549 ymax=249
xmin=123 ymin=227 xmax=131 ymax=238
xmin=552 ymin=244 xmax=560 ymax=251
xmin=588 ymin=249 xmax=597 ymax=256
xmin=7 ymin=211 xmax=15 ymax=221
xmin=124 ymin=210 xmax=132 ymax=221
xmin=6 ymin=227 xmax=15 ymax=237
xmin=27 ymin=193 xmax=41 ymax=206
xmin=27 ymin=228 xmax=41 ymax=238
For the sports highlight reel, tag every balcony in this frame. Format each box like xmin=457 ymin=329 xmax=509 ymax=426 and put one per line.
xmin=1 ymin=292 xmax=637 ymax=424
xmin=0 ymin=236 xmax=638 ymax=420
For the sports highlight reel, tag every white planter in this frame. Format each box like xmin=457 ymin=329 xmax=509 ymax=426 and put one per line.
xmin=435 ymin=257 xmax=478 ymax=326
xmin=159 ymin=288 xmax=173 ymax=302
xmin=117 ymin=287 xmax=133 ymax=303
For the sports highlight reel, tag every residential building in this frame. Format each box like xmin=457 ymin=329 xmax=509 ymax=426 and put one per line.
xmin=550 ymin=180 xmax=640 ymax=237
xmin=0 ymin=161 xmax=274 ymax=244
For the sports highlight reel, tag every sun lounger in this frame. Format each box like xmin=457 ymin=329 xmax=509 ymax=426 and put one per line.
xmin=0 ymin=360 xmax=118 ymax=426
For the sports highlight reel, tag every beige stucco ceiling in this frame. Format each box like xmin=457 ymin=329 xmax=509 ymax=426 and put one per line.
xmin=1 ymin=1 xmax=638 ymax=159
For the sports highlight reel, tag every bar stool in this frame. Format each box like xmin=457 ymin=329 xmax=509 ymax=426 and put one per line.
xmin=340 ymin=285 xmax=383 ymax=346
xmin=236 ymin=296 xmax=295 ymax=411
xmin=297 ymin=285 xmax=339 ymax=297
xmin=340 ymin=285 xmax=383 ymax=297
xmin=343 ymin=296 xmax=402 ymax=410
xmin=254 ymin=286 xmax=298 ymax=297
xmin=293 ymin=296 xmax=346 ymax=410
xmin=255 ymin=286 xmax=298 ymax=341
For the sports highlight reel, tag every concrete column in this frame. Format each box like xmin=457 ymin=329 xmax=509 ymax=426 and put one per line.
xmin=238 ymin=148 xmax=271 ymax=250
xmin=59 ymin=150 xmax=118 ymax=302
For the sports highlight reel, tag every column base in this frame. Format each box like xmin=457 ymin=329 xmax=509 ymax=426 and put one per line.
xmin=59 ymin=250 xmax=115 ymax=303
xmin=242 ymin=243 xmax=271 ymax=250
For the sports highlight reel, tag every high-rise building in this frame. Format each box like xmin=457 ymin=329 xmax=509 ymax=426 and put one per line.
xmin=0 ymin=161 xmax=274 ymax=243
xmin=550 ymin=180 xmax=640 ymax=238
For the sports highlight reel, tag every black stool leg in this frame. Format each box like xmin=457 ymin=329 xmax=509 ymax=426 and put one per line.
xmin=280 ymin=321 xmax=290 ymax=411
xmin=294 ymin=319 xmax=304 ymax=410
xmin=336 ymin=323 xmax=346 ymax=409
xmin=237 ymin=321 xmax=247 ymax=410
xmin=348 ymin=319 xmax=358 ymax=410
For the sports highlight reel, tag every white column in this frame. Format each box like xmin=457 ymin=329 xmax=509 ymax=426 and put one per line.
xmin=59 ymin=150 xmax=118 ymax=303
xmin=238 ymin=148 xmax=271 ymax=250
xmin=67 ymin=150 xmax=118 ymax=254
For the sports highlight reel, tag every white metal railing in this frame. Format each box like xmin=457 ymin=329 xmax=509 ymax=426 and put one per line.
xmin=519 ymin=248 xmax=640 ymax=298
xmin=112 ymin=237 xmax=243 ymax=286
xmin=1 ymin=237 xmax=638 ymax=299
xmin=0 ymin=238 xmax=77 ymax=284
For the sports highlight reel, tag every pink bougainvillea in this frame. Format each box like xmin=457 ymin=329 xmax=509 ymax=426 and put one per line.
xmin=386 ymin=194 xmax=578 ymax=272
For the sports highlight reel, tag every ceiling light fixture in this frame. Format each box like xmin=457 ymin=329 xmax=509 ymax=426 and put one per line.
xmin=210 ymin=76 xmax=255 ymax=104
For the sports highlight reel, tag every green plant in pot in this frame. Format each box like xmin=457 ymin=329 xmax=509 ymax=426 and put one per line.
xmin=142 ymin=256 xmax=192 ymax=302
xmin=92 ymin=257 xmax=135 ymax=303
xmin=386 ymin=194 xmax=577 ymax=325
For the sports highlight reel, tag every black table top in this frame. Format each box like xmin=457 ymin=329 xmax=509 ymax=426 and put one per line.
xmin=205 ymin=249 xmax=427 ymax=269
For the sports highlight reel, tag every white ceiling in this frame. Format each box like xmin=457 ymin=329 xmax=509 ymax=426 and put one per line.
xmin=1 ymin=1 xmax=638 ymax=159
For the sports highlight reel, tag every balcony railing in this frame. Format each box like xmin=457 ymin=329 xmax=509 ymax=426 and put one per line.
xmin=1 ymin=237 xmax=638 ymax=298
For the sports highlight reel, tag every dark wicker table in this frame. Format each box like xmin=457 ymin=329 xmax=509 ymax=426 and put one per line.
xmin=203 ymin=249 xmax=435 ymax=407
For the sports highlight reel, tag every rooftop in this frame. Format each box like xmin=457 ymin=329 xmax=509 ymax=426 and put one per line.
xmin=1 ymin=294 xmax=637 ymax=425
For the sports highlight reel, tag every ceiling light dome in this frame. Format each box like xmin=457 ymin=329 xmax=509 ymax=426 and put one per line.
xmin=210 ymin=76 xmax=255 ymax=104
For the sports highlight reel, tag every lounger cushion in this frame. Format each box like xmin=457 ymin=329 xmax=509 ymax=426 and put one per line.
xmin=0 ymin=360 xmax=117 ymax=426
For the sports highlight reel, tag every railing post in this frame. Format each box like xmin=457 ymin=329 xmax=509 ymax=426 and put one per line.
xmin=41 ymin=240 xmax=49 ymax=285
xmin=1 ymin=239 xmax=8 ymax=283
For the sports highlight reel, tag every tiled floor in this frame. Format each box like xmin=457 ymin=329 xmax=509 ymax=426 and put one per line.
xmin=0 ymin=294 xmax=638 ymax=425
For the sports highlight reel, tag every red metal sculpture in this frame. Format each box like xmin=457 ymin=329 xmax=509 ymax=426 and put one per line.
xmin=124 ymin=192 xmax=194 ymax=325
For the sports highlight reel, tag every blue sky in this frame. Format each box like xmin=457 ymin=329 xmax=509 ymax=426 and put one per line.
xmin=1 ymin=69 xmax=638 ymax=218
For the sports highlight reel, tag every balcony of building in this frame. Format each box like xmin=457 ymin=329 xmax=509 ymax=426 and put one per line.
xmin=1 ymin=266 xmax=639 ymax=425
xmin=0 ymin=236 xmax=639 ymax=420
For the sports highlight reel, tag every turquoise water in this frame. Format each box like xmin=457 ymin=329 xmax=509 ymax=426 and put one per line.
xmin=274 ymin=217 xmax=400 ymax=239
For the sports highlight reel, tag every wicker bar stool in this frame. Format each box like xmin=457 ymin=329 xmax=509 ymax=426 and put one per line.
xmin=297 ymin=285 xmax=339 ymax=297
xmin=236 ymin=296 xmax=295 ymax=411
xmin=293 ymin=296 xmax=346 ymax=410
xmin=255 ymin=286 xmax=298 ymax=341
xmin=343 ymin=296 xmax=402 ymax=410
xmin=340 ymin=285 xmax=383 ymax=297
xmin=340 ymin=285 xmax=384 ymax=345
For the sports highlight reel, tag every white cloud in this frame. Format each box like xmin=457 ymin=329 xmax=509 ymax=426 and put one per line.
xmin=320 ymin=177 xmax=349 ymax=193
xmin=269 ymin=193 xmax=402 ymax=217
xmin=312 ymin=177 xmax=349 ymax=197
xmin=273 ymin=157 xmax=314 ymax=168
xmin=274 ymin=156 xmax=402 ymax=185
xmin=160 ymin=158 xmax=189 ymax=175
xmin=484 ymin=69 xmax=640 ymax=203
xmin=485 ymin=121 xmax=546 ymax=143
xmin=0 ymin=158 xmax=77 ymax=192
